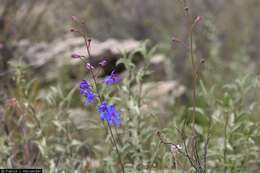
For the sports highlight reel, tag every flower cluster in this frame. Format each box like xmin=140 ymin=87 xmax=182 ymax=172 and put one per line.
xmin=71 ymin=16 xmax=125 ymax=172
xmin=79 ymin=80 xmax=95 ymax=106
xmin=71 ymin=17 xmax=122 ymax=127
xmin=98 ymin=101 xmax=121 ymax=127
xmin=77 ymin=60 xmax=122 ymax=126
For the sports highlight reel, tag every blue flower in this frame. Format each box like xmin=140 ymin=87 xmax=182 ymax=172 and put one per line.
xmin=103 ymin=70 xmax=121 ymax=85
xmin=80 ymin=80 xmax=95 ymax=105
xmin=98 ymin=101 xmax=122 ymax=127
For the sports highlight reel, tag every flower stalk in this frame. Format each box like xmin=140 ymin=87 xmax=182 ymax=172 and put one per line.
xmin=71 ymin=17 xmax=125 ymax=173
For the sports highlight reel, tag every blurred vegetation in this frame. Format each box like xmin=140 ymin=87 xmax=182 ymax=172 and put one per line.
xmin=1 ymin=0 xmax=260 ymax=84
xmin=0 ymin=0 xmax=260 ymax=172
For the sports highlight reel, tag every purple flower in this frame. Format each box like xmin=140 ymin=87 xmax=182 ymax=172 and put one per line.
xmin=80 ymin=80 xmax=95 ymax=105
xmin=103 ymin=70 xmax=121 ymax=85
xmin=98 ymin=101 xmax=122 ymax=127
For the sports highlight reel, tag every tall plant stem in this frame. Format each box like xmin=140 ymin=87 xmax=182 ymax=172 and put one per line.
xmin=183 ymin=0 xmax=197 ymax=138
xmin=78 ymin=30 xmax=125 ymax=172
xmin=182 ymin=1 xmax=206 ymax=173
xmin=223 ymin=112 xmax=228 ymax=173
xmin=190 ymin=31 xmax=197 ymax=133
xmin=184 ymin=0 xmax=197 ymax=135
xmin=148 ymin=141 xmax=161 ymax=173
xmin=115 ymin=127 xmax=122 ymax=145
xmin=182 ymin=0 xmax=197 ymax=162
xmin=203 ymin=116 xmax=211 ymax=173
xmin=89 ymin=61 xmax=125 ymax=173
xmin=107 ymin=123 xmax=125 ymax=173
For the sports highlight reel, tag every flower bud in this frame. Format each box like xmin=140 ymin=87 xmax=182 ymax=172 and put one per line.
xmin=86 ymin=63 xmax=95 ymax=70
xmin=71 ymin=53 xmax=81 ymax=59
xmin=194 ymin=16 xmax=202 ymax=25
xmin=71 ymin=16 xmax=78 ymax=21
xmin=99 ymin=59 xmax=108 ymax=66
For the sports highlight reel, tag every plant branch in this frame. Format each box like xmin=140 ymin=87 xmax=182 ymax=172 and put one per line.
xmin=107 ymin=123 xmax=125 ymax=173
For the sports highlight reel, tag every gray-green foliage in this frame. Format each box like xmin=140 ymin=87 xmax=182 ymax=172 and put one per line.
xmin=206 ymin=76 xmax=260 ymax=173
xmin=1 ymin=44 xmax=260 ymax=173
xmin=99 ymin=42 xmax=159 ymax=172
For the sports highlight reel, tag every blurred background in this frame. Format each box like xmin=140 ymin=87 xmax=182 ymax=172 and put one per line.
xmin=1 ymin=0 xmax=260 ymax=85
xmin=1 ymin=0 xmax=260 ymax=171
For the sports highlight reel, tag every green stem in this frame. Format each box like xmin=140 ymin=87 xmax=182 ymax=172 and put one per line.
xmin=183 ymin=0 xmax=197 ymax=139
xmin=223 ymin=113 xmax=228 ymax=173
xmin=203 ymin=116 xmax=211 ymax=173
xmin=115 ymin=127 xmax=122 ymax=145
xmin=182 ymin=1 xmax=204 ymax=172
xmin=107 ymin=123 xmax=125 ymax=173
xmin=148 ymin=141 xmax=161 ymax=173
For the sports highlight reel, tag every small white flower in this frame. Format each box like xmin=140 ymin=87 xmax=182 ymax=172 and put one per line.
xmin=170 ymin=144 xmax=182 ymax=153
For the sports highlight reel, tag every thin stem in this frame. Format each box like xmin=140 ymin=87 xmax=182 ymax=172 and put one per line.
xmin=223 ymin=112 xmax=228 ymax=173
xmin=203 ymin=116 xmax=212 ymax=173
xmin=107 ymin=123 xmax=125 ymax=173
xmin=173 ymin=153 xmax=178 ymax=171
xmin=183 ymin=0 xmax=197 ymax=139
xmin=137 ymin=80 xmax=143 ymax=107
xmin=182 ymin=0 xmax=195 ymax=138
xmin=181 ymin=134 xmax=199 ymax=172
xmin=90 ymin=69 xmax=102 ymax=101
xmin=115 ymin=127 xmax=122 ymax=145
xmin=89 ymin=59 xmax=124 ymax=173
xmin=148 ymin=141 xmax=161 ymax=173
xmin=157 ymin=131 xmax=197 ymax=169
xmin=29 ymin=105 xmax=46 ymax=137
xmin=190 ymin=31 xmax=197 ymax=133
xmin=77 ymin=28 xmax=125 ymax=172
xmin=175 ymin=126 xmax=199 ymax=171
xmin=194 ymin=139 xmax=204 ymax=172
xmin=182 ymin=2 xmax=202 ymax=173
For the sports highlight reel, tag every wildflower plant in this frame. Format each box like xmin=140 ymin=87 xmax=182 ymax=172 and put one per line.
xmin=70 ymin=13 xmax=161 ymax=172
xmin=70 ymin=16 xmax=125 ymax=172
xmin=153 ymin=1 xmax=260 ymax=173
xmin=154 ymin=1 xmax=210 ymax=172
